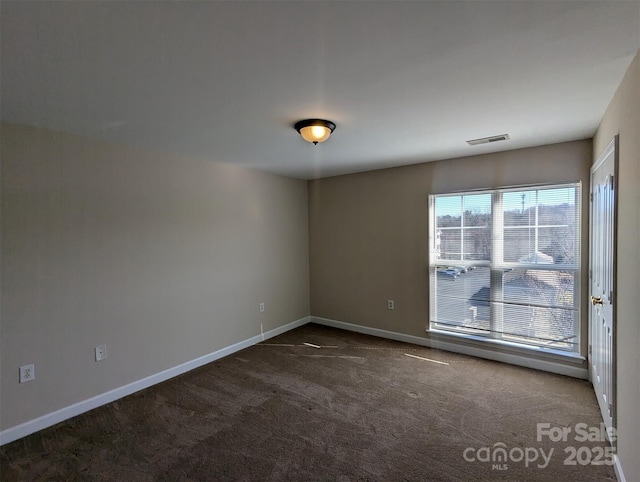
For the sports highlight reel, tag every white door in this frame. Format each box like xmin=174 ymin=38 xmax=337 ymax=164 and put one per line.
xmin=589 ymin=136 xmax=617 ymax=433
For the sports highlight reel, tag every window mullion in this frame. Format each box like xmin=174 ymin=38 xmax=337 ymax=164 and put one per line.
xmin=490 ymin=191 xmax=504 ymax=340
xmin=535 ymin=190 xmax=539 ymax=254
xmin=460 ymin=196 xmax=464 ymax=261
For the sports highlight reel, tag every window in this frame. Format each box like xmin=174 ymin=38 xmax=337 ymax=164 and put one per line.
xmin=429 ymin=183 xmax=581 ymax=353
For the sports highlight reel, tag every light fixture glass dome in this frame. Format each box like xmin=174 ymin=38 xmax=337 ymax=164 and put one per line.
xmin=294 ymin=119 xmax=336 ymax=145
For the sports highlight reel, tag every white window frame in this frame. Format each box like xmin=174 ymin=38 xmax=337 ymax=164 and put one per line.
xmin=428 ymin=183 xmax=582 ymax=355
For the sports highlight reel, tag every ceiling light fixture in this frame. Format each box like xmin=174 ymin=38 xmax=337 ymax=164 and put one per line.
xmin=294 ymin=119 xmax=336 ymax=145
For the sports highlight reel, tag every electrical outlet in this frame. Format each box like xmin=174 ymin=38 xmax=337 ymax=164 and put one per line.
xmin=259 ymin=302 xmax=265 ymax=313
xmin=387 ymin=299 xmax=395 ymax=310
xmin=95 ymin=345 xmax=107 ymax=362
xmin=19 ymin=364 xmax=35 ymax=383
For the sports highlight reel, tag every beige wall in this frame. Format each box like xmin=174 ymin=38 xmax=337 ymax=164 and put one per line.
xmin=0 ymin=123 xmax=310 ymax=430
xmin=593 ymin=50 xmax=639 ymax=481
xmin=309 ymin=139 xmax=592 ymax=356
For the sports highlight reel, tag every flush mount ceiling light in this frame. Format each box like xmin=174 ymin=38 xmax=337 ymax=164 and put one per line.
xmin=294 ymin=119 xmax=336 ymax=145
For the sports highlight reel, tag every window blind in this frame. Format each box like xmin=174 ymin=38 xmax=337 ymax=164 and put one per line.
xmin=429 ymin=184 xmax=581 ymax=352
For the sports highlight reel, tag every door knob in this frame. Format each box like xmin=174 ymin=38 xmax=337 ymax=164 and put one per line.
xmin=591 ymin=296 xmax=604 ymax=306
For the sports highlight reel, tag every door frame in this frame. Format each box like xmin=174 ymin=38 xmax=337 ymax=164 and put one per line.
xmin=589 ymin=135 xmax=618 ymax=437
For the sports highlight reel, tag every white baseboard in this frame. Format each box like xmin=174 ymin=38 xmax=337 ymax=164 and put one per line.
xmin=0 ymin=316 xmax=309 ymax=446
xmin=310 ymin=316 xmax=588 ymax=379
xmin=614 ymin=454 xmax=626 ymax=482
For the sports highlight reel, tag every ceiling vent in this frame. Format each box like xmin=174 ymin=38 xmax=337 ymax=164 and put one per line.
xmin=467 ymin=134 xmax=510 ymax=146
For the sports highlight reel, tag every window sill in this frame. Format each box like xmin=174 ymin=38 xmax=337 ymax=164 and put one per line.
xmin=427 ymin=327 xmax=586 ymax=364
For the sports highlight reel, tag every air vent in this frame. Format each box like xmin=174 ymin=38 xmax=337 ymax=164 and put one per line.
xmin=467 ymin=134 xmax=510 ymax=146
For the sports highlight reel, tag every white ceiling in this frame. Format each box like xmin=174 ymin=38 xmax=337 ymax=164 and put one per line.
xmin=1 ymin=1 xmax=639 ymax=179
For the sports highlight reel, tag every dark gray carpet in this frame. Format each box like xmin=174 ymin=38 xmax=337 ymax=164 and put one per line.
xmin=0 ymin=323 xmax=616 ymax=481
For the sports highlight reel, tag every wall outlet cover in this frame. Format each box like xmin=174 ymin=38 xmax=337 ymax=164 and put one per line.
xmin=95 ymin=345 xmax=107 ymax=361
xmin=19 ymin=364 xmax=35 ymax=383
